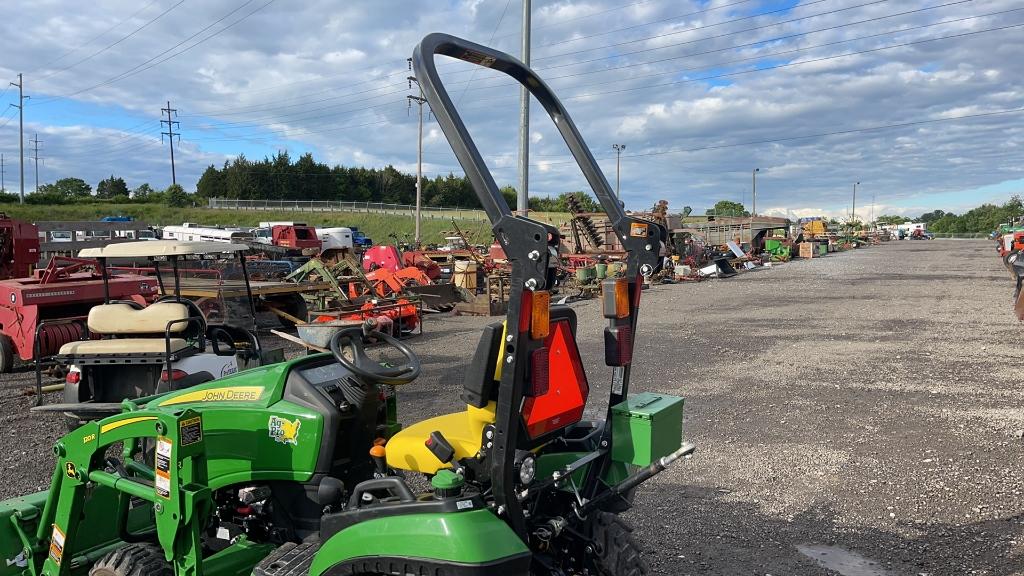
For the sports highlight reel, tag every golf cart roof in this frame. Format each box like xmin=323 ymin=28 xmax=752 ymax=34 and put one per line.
xmin=79 ymin=240 xmax=248 ymax=258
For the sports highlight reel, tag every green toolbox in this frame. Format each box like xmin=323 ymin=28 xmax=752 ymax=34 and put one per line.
xmin=610 ymin=392 xmax=684 ymax=466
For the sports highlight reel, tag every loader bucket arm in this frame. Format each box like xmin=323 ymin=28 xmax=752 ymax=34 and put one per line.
xmin=412 ymin=33 xmax=666 ymax=538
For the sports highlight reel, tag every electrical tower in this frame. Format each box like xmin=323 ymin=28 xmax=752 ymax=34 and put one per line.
xmin=160 ymin=101 xmax=180 ymax=185
xmin=29 ymin=133 xmax=42 ymax=192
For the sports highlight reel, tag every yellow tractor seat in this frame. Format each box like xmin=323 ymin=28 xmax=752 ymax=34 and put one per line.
xmin=385 ymin=402 xmax=496 ymax=474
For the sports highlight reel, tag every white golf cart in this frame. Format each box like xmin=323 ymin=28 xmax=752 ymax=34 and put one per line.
xmin=33 ymin=241 xmax=269 ymax=425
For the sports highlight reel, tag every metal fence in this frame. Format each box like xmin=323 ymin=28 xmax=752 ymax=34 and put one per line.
xmin=928 ymin=233 xmax=992 ymax=239
xmin=207 ymin=198 xmax=489 ymax=221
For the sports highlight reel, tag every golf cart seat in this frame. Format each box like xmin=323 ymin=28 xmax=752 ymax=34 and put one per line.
xmin=58 ymin=302 xmax=196 ymax=357
xmin=387 ymin=308 xmax=587 ymax=474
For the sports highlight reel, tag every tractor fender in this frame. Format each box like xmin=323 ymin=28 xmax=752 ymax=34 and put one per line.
xmin=310 ymin=509 xmax=530 ymax=576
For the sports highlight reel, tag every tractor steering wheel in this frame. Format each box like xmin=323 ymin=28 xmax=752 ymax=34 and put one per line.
xmin=329 ymin=325 xmax=421 ymax=386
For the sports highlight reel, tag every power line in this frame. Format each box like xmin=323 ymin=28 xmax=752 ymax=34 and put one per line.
xmin=36 ymin=0 xmax=277 ymax=104
xmin=34 ymin=0 xmax=163 ymax=72
xmin=455 ymin=19 xmax=1024 ymax=111
xmin=37 ymin=0 xmax=186 ymax=80
xmin=538 ymin=0 xmax=760 ymax=48
xmin=545 ymin=107 xmax=1024 ymax=166
xmin=462 ymin=2 xmax=1008 ymax=99
xmin=535 ymin=0 xmax=889 ymax=68
xmin=169 ymin=0 xmax=901 ymax=123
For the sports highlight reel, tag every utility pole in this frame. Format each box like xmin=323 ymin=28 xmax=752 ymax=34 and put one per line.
xmin=1 ymin=153 xmax=5 ymax=193
xmin=9 ymin=74 xmax=25 ymax=203
xmin=752 ymin=167 xmax=760 ymax=216
xmin=852 ymin=181 xmax=860 ymax=224
xmin=612 ymin=144 xmax=625 ymax=197
xmin=28 ymin=133 xmax=41 ymax=192
xmin=160 ymin=101 xmax=180 ymax=186
xmin=407 ymin=74 xmax=427 ymax=247
xmin=516 ymin=0 xmax=531 ymax=216
xmin=870 ymin=190 xmax=876 ymax=229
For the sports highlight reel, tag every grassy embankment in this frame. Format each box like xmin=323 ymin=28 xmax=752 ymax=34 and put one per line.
xmin=1 ymin=203 xmax=571 ymax=244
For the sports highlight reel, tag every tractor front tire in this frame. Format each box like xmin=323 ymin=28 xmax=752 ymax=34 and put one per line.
xmin=585 ymin=512 xmax=650 ymax=576
xmin=0 ymin=333 xmax=14 ymax=373
xmin=89 ymin=544 xmax=172 ymax=576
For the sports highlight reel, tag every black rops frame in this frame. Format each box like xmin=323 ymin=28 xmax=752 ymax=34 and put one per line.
xmin=412 ymin=33 xmax=666 ymax=538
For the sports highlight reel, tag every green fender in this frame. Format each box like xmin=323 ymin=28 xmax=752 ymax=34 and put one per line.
xmin=310 ymin=509 xmax=531 ymax=576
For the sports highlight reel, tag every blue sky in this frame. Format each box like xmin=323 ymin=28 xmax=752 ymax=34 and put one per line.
xmin=0 ymin=0 xmax=1021 ymax=220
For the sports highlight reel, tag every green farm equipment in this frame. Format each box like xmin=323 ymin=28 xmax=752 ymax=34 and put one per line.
xmin=0 ymin=34 xmax=691 ymax=576
xmin=763 ymin=238 xmax=791 ymax=262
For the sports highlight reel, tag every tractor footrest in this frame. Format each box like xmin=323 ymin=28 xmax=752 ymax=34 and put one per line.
xmin=253 ymin=542 xmax=321 ymax=576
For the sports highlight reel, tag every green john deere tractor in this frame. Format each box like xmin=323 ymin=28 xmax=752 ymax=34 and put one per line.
xmin=0 ymin=34 xmax=692 ymax=576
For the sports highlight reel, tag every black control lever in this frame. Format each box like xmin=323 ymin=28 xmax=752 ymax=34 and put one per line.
xmin=425 ymin=431 xmax=455 ymax=464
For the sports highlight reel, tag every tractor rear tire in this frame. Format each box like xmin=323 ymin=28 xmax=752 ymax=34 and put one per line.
xmin=585 ymin=512 xmax=650 ymax=576
xmin=89 ymin=543 xmax=172 ymax=576
xmin=0 ymin=333 xmax=14 ymax=373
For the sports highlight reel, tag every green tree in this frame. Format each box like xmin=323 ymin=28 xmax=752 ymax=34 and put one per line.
xmin=164 ymin=183 xmax=190 ymax=208
xmin=876 ymin=214 xmax=908 ymax=225
xmin=96 ymin=175 xmax=129 ymax=199
xmin=38 ymin=177 xmax=92 ymax=200
xmin=918 ymin=210 xmax=947 ymax=223
xmin=132 ymin=183 xmax=159 ymax=202
xmin=196 ymin=165 xmax=226 ymax=199
xmin=707 ymin=200 xmax=748 ymax=217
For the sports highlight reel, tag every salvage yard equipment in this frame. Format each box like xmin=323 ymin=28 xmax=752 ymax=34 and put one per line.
xmin=0 ymin=256 xmax=157 ymax=373
xmin=31 ymin=241 xmax=273 ymax=425
xmin=0 ymin=213 xmax=39 ymax=280
xmin=0 ymin=34 xmax=691 ymax=576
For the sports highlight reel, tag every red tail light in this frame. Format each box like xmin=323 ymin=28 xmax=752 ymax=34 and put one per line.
xmin=65 ymin=371 xmax=81 ymax=384
xmin=160 ymin=369 xmax=188 ymax=382
xmin=528 ymin=347 xmax=549 ymax=397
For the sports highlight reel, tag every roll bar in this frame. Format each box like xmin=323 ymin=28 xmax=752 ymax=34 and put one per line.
xmin=412 ymin=33 xmax=667 ymax=539
xmin=411 ymin=33 xmax=665 ymax=277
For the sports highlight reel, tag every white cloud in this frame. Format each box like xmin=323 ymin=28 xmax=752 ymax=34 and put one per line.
xmin=0 ymin=0 xmax=1018 ymax=215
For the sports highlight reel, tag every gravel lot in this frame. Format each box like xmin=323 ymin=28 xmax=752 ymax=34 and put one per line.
xmin=1 ymin=239 xmax=1021 ymax=575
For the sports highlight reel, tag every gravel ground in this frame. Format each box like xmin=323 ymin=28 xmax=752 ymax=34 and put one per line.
xmin=1 ymin=239 xmax=1021 ymax=575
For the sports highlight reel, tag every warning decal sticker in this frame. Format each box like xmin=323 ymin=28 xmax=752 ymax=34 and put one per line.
xmin=155 ymin=436 xmax=172 ymax=499
xmin=179 ymin=416 xmax=202 ymax=447
xmin=49 ymin=524 xmax=65 ymax=565
xmin=629 ymin=222 xmax=649 ymax=237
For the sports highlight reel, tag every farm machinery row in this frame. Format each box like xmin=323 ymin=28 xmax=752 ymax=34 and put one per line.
xmin=995 ymin=225 xmax=1024 ymax=319
xmin=0 ymin=33 xmax=690 ymax=576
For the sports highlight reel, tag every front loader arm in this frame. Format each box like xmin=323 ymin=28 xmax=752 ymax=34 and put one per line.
xmin=35 ymin=409 xmax=211 ymax=576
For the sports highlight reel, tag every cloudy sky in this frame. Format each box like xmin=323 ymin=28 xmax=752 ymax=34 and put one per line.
xmin=0 ymin=0 xmax=1021 ymax=218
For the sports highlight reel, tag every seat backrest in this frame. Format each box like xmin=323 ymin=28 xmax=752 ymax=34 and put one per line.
xmin=461 ymin=321 xmax=505 ymax=408
xmin=88 ymin=302 xmax=191 ymax=336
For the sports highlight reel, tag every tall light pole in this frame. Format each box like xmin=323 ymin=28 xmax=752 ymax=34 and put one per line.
xmin=612 ymin=143 xmax=626 ymax=197
xmin=852 ymin=181 xmax=860 ymax=225
xmin=751 ymin=168 xmax=760 ymax=216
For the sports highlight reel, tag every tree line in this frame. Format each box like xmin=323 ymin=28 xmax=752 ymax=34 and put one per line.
xmin=0 ymin=151 xmax=600 ymax=213
xmin=0 ymin=177 xmax=191 ymax=207
xmin=194 ymin=152 xmax=598 ymax=212
xmin=876 ymin=195 xmax=1023 ymax=233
